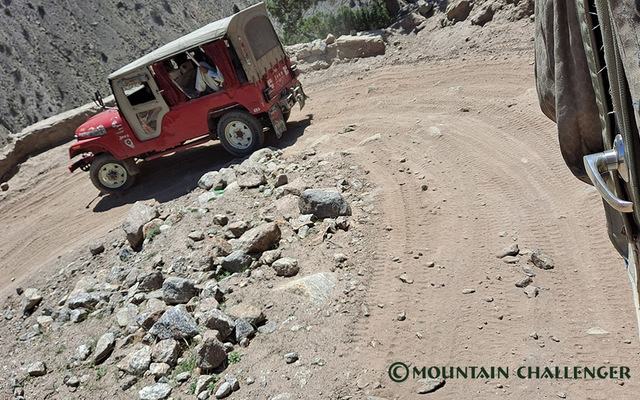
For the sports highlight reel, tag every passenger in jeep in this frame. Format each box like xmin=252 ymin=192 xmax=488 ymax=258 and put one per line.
xmin=195 ymin=60 xmax=224 ymax=96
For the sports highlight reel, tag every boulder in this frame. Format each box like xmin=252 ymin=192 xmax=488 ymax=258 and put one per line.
xmin=118 ymin=345 xmax=152 ymax=375
xmin=203 ymin=309 xmax=236 ymax=340
xmin=272 ymin=258 xmax=299 ymax=277
xmin=226 ymin=221 xmax=250 ymax=237
xmin=234 ymin=318 xmax=256 ymax=342
xmin=162 ymin=277 xmax=197 ymax=305
xmin=233 ymin=222 xmax=281 ymax=254
xmin=334 ymin=34 xmax=385 ymax=60
xmin=122 ymin=201 xmax=159 ymax=248
xmin=22 ymin=288 xmax=43 ymax=314
xmin=226 ymin=303 xmax=265 ymax=326
xmin=235 ymin=160 xmax=267 ymax=188
xmin=221 ymin=250 xmax=252 ymax=273
xmin=152 ymin=338 xmax=181 ymax=365
xmin=446 ymin=0 xmax=473 ymax=21
xmin=139 ymin=383 xmax=172 ymax=400
xmin=94 ymin=332 xmax=116 ymax=364
xmin=196 ymin=331 xmax=227 ymax=370
xmin=67 ymin=292 xmax=100 ymax=310
xmin=298 ymin=188 xmax=352 ymax=219
xmin=149 ymin=305 xmax=198 ymax=341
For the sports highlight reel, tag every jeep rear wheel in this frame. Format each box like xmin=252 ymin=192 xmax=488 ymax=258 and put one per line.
xmin=90 ymin=154 xmax=135 ymax=194
xmin=217 ymin=111 xmax=264 ymax=157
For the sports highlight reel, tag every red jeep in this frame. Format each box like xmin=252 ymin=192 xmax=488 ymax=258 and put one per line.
xmin=69 ymin=2 xmax=306 ymax=194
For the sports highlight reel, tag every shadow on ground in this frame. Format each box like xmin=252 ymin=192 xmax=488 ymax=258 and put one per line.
xmin=92 ymin=114 xmax=313 ymax=212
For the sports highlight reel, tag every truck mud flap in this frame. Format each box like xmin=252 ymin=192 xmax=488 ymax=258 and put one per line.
xmin=268 ymin=104 xmax=287 ymax=139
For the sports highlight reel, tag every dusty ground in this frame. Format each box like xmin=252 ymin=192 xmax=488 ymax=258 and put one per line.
xmin=2 ymin=14 xmax=640 ymax=400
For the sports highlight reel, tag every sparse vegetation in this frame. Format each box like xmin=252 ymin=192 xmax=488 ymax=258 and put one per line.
xmin=189 ymin=381 xmax=197 ymax=394
xmin=146 ymin=226 xmax=161 ymax=241
xmin=96 ymin=366 xmax=107 ymax=380
xmin=267 ymin=0 xmax=394 ymax=44
xmin=207 ymin=375 xmax=219 ymax=392
xmin=228 ymin=351 xmax=242 ymax=364
xmin=174 ymin=353 xmax=197 ymax=376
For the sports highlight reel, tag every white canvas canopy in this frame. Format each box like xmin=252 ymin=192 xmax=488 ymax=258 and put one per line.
xmin=108 ymin=2 xmax=268 ymax=80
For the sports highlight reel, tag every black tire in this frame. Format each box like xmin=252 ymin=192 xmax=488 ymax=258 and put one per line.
xmin=217 ymin=110 xmax=264 ymax=157
xmin=89 ymin=153 xmax=135 ymax=194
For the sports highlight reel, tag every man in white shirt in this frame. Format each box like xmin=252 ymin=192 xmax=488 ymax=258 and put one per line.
xmin=195 ymin=61 xmax=224 ymax=95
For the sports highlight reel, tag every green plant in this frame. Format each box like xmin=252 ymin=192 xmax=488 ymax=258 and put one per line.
xmin=146 ymin=226 xmax=161 ymax=241
xmin=96 ymin=366 xmax=107 ymax=381
xmin=228 ymin=352 xmax=242 ymax=364
xmin=217 ymin=269 xmax=232 ymax=280
xmin=174 ymin=354 xmax=197 ymax=376
xmin=189 ymin=382 xmax=197 ymax=394
xmin=207 ymin=375 xmax=220 ymax=392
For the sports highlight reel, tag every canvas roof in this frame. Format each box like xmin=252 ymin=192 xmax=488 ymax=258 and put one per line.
xmin=108 ymin=3 xmax=265 ymax=80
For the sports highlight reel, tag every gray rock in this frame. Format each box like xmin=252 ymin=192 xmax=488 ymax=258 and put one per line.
xmin=199 ymin=171 xmax=221 ymax=190
xmin=215 ymin=381 xmax=232 ymax=398
xmin=94 ymin=332 xmax=116 ymax=363
xmin=298 ymin=188 xmax=352 ymax=219
xmin=0 ymin=182 xmax=8 ymax=191
xmin=531 ymin=250 xmax=555 ymax=270
xmin=138 ymin=383 xmax=172 ymax=400
xmin=68 ymin=292 xmax=100 ymax=310
xmin=462 ymin=289 xmax=475 ymax=294
xmin=138 ymin=272 xmax=164 ymax=292
xmin=198 ymin=391 xmax=211 ymax=400
xmin=235 ymin=160 xmax=267 ymax=188
xmin=470 ymin=2 xmax=495 ymax=26
xmin=233 ymin=222 xmax=281 ymax=254
xmin=27 ymin=361 xmax=46 ymax=376
xmin=523 ymin=266 xmax=536 ymax=277
xmin=497 ymin=243 xmax=519 ymax=258
xmin=258 ymin=320 xmax=278 ymax=334
xmin=225 ymin=375 xmax=240 ymax=391
xmin=120 ymin=375 xmax=137 ymax=391
xmin=272 ymin=258 xmax=299 ymax=277
xmin=227 ymin=221 xmax=250 ymax=237
xmin=234 ymin=319 xmax=256 ymax=342
xmin=203 ymin=309 xmax=236 ymax=340
xmin=284 ymin=352 xmax=299 ymax=364
xmin=524 ymin=286 xmax=539 ymax=298
xmin=259 ymin=249 xmax=282 ymax=265
xmin=74 ymin=344 xmax=92 ymax=361
xmin=198 ymin=191 xmax=218 ymax=207
xmin=221 ymin=250 xmax=252 ymax=273
xmin=122 ymin=201 xmax=159 ymax=249
xmin=64 ymin=374 xmax=80 ymax=387
xmin=152 ymin=338 xmax=181 ymax=365
xmin=201 ymin=281 xmax=224 ymax=302
xmin=417 ymin=377 xmax=446 ymax=393
xmin=213 ymin=214 xmax=229 ymax=226
xmin=196 ymin=331 xmax=227 ymax=370
xmin=189 ymin=231 xmax=206 ymax=241
xmin=276 ymin=273 xmax=335 ymax=304
xmin=149 ymin=362 xmax=171 ymax=378
xmin=118 ymin=345 xmax=152 ymax=375
xmin=70 ymin=309 xmax=88 ymax=323
xmin=274 ymin=174 xmax=288 ymax=188
xmin=149 ymin=305 xmax=198 ymax=341
xmin=137 ymin=311 xmax=164 ymax=331
xmin=226 ymin=303 xmax=265 ymax=326
xmin=271 ymin=395 xmax=293 ymax=400
xmin=162 ymin=277 xmax=197 ymax=305
xmin=22 ymin=288 xmax=43 ymax=314
xmin=515 ymin=276 xmax=533 ymax=288
xmin=89 ymin=242 xmax=105 ymax=255
xmin=196 ymin=375 xmax=216 ymax=395
xmin=175 ymin=371 xmax=191 ymax=382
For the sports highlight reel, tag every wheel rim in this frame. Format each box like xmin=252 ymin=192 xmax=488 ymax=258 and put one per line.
xmin=224 ymin=120 xmax=253 ymax=149
xmin=98 ymin=163 xmax=127 ymax=189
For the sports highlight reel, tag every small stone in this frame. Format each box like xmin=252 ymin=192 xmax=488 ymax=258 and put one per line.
xmin=214 ymin=381 xmax=232 ymax=398
xmin=284 ymin=352 xmax=299 ymax=364
xmin=502 ymin=256 xmax=519 ymax=264
xmin=189 ymin=231 xmax=206 ymax=241
xmin=523 ymin=286 xmax=539 ymax=298
xmin=70 ymin=309 xmax=88 ymax=323
xmin=361 ymin=303 xmax=370 ymax=317
xmin=27 ymin=361 xmax=47 ymax=376
xmin=176 ymin=371 xmax=191 ymax=382
xmin=246 ymin=376 xmax=256 ymax=385
xmin=556 ymin=391 xmax=567 ymax=398
xmin=484 ymin=297 xmax=494 ymax=302
xmin=0 ymin=182 xmax=8 ymax=191
xmin=22 ymin=288 xmax=43 ymax=314
xmin=89 ymin=243 xmax=105 ymax=255
xmin=515 ymin=277 xmax=533 ymax=288
xmin=462 ymin=289 xmax=475 ymax=294
xmin=417 ymin=377 xmax=445 ymax=393
xmin=120 ymin=375 xmax=137 ymax=391
xmin=272 ymin=258 xmax=299 ymax=277
xmin=397 ymin=311 xmax=407 ymax=321
xmin=94 ymin=332 xmax=116 ymax=363
xmin=530 ymin=332 xmax=539 ymax=340
xmin=138 ymin=382 xmax=172 ymax=400
xmin=496 ymin=243 xmax=519 ymax=258
xmin=531 ymin=249 xmax=554 ymax=270
xmin=398 ymin=273 xmax=414 ymax=284
xmin=522 ymin=266 xmax=536 ymax=277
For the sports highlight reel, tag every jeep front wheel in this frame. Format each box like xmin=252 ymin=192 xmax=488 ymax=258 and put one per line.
xmin=217 ymin=111 xmax=264 ymax=157
xmin=89 ymin=154 xmax=135 ymax=194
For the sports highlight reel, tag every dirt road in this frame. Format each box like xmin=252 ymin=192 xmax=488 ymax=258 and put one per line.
xmin=2 ymin=36 xmax=639 ymax=398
